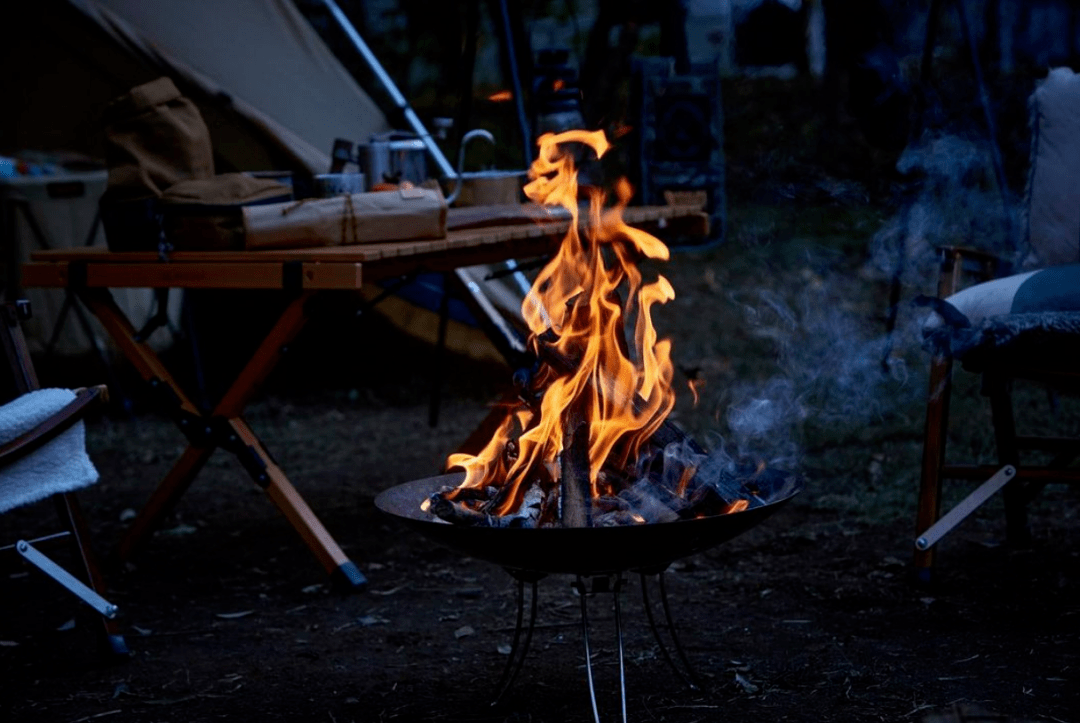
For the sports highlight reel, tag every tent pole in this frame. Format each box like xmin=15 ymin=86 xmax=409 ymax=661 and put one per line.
xmin=319 ymin=0 xmax=458 ymax=181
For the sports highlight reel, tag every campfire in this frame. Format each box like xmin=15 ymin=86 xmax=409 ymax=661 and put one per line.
xmin=375 ymin=136 xmax=804 ymax=718
xmin=424 ymin=129 xmax=768 ymax=529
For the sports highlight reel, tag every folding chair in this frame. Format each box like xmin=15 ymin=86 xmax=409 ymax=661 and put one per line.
xmin=912 ymin=68 xmax=1080 ymax=581
xmin=0 ymin=300 xmax=128 ymax=656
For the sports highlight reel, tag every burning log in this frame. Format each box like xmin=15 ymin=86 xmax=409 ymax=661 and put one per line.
xmin=560 ymin=412 xmax=593 ymax=528
xmin=530 ymin=339 xmax=705 ymax=456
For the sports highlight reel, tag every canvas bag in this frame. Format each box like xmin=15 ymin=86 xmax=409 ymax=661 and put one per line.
xmin=161 ymin=173 xmax=294 ymax=250
xmin=101 ymin=76 xmax=214 ymax=201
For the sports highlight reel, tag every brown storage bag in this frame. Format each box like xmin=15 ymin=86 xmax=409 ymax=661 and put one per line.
xmin=161 ymin=173 xmax=294 ymax=251
xmin=102 ymin=77 xmax=214 ymax=201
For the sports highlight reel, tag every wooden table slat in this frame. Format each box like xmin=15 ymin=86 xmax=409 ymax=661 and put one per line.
xmin=22 ymin=205 xmax=707 ymax=289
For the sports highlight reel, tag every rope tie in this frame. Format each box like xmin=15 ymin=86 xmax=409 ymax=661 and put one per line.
xmin=280 ymin=194 xmax=360 ymax=246
xmin=341 ymin=193 xmax=359 ymax=246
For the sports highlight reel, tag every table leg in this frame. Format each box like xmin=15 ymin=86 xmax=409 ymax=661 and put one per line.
xmin=228 ymin=418 xmax=365 ymax=589
xmin=82 ymin=288 xmax=364 ymax=588
xmin=78 ymin=288 xmax=201 ymax=415
xmin=116 ymin=444 xmax=214 ymax=563
xmin=212 ymin=292 xmax=313 ymax=418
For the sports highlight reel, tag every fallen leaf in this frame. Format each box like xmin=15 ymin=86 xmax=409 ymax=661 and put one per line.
xmin=159 ymin=523 xmax=198 ymax=536
xmin=357 ymin=615 xmax=389 ymax=627
xmin=497 ymin=643 xmax=513 ymax=655
xmin=132 ymin=625 xmax=152 ymax=636
xmin=56 ymin=618 xmax=76 ymax=631
xmin=369 ymin=585 xmax=404 ymax=596
xmin=215 ymin=610 xmax=254 ymax=620
xmin=735 ymin=672 xmax=760 ymax=694
xmin=454 ymin=625 xmax=475 ymax=640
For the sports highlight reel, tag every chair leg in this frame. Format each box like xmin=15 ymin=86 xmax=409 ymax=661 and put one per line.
xmin=53 ymin=493 xmax=130 ymax=658
xmin=914 ymin=353 xmax=953 ymax=582
xmin=984 ymin=374 xmax=1031 ymax=548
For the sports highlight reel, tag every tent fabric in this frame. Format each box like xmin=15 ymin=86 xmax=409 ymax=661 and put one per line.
xmin=72 ymin=0 xmax=390 ymax=175
xmin=2 ymin=0 xmax=389 ymax=176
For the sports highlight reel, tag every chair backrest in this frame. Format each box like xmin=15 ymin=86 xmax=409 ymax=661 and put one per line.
xmin=0 ymin=300 xmax=39 ymax=401
xmin=1023 ymin=67 xmax=1080 ymax=268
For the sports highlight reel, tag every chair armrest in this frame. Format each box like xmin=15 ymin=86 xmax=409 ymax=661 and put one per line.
xmin=0 ymin=387 xmax=105 ymax=468
xmin=73 ymin=385 xmax=109 ymax=404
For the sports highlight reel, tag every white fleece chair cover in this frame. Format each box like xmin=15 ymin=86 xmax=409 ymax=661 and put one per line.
xmin=0 ymin=389 xmax=99 ymax=514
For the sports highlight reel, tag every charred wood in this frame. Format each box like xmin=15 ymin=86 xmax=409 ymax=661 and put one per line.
xmin=560 ymin=413 xmax=593 ymax=528
xmin=618 ymin=480 xmax=682 ymax=524
xmin=429 ymin=484 xmax=544 ymax=528
xmin=688 ymin=454 xmax=764 ymax=508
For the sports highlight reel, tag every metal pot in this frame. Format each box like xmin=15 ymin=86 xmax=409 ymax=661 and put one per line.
xmin=364 ymin=132 xmax=427 ymax=188
xmin=451 ymin=170 xmax=526 ymax=206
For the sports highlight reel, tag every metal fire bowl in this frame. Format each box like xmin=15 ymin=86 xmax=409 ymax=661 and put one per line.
xmin=375 ymin=472 xmax=803 ymax=576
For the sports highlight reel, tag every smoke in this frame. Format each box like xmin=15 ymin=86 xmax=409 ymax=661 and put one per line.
xmin=715 ymin=276 xmax=919 ymax=470
xmin=706 ymin=132 xmax=1020 ymax=471
xmin=869 ymin=133 xmax=1021 ymax=289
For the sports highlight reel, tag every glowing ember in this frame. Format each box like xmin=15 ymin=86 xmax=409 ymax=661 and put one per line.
xmin=432 ymin=130 xmax=761 ymax=527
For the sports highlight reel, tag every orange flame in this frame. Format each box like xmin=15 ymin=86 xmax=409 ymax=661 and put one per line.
xmin=446 ymin=130 xmax=676 ymax=517
xmin=487 ymin=89 xmax=513 ymax=102
xmin=688 ymin=378 xmax=705 ymax=406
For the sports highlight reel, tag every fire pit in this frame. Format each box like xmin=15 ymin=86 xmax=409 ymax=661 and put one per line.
xmin=376 ymin=470 xmax=801 ymax=577
xmin=376 ymin=470 xmax=801 ymax=722
xmin=376 ymin=130 xmax=803 ymax=721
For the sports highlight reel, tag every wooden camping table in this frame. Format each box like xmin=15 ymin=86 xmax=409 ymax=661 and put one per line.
xmin=20 ymin=205 xmax=707 ymax=589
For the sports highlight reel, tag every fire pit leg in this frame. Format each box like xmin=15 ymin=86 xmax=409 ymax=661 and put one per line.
xmin=639 ymin=571 xmax=699 ymax=690
xmin=612 ymin=579 xmax=628 ymax=723
xmin=574 ymin=576 xmax=603 ymax=723
xmin=491 ymin=571 xmax=542 ymax=706
xmin=572 ymin=575 xmax=629 ymax=723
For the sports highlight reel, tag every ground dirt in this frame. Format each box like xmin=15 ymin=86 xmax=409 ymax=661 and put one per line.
xmin=1 ymin=77 xmax=1078 ymax=723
